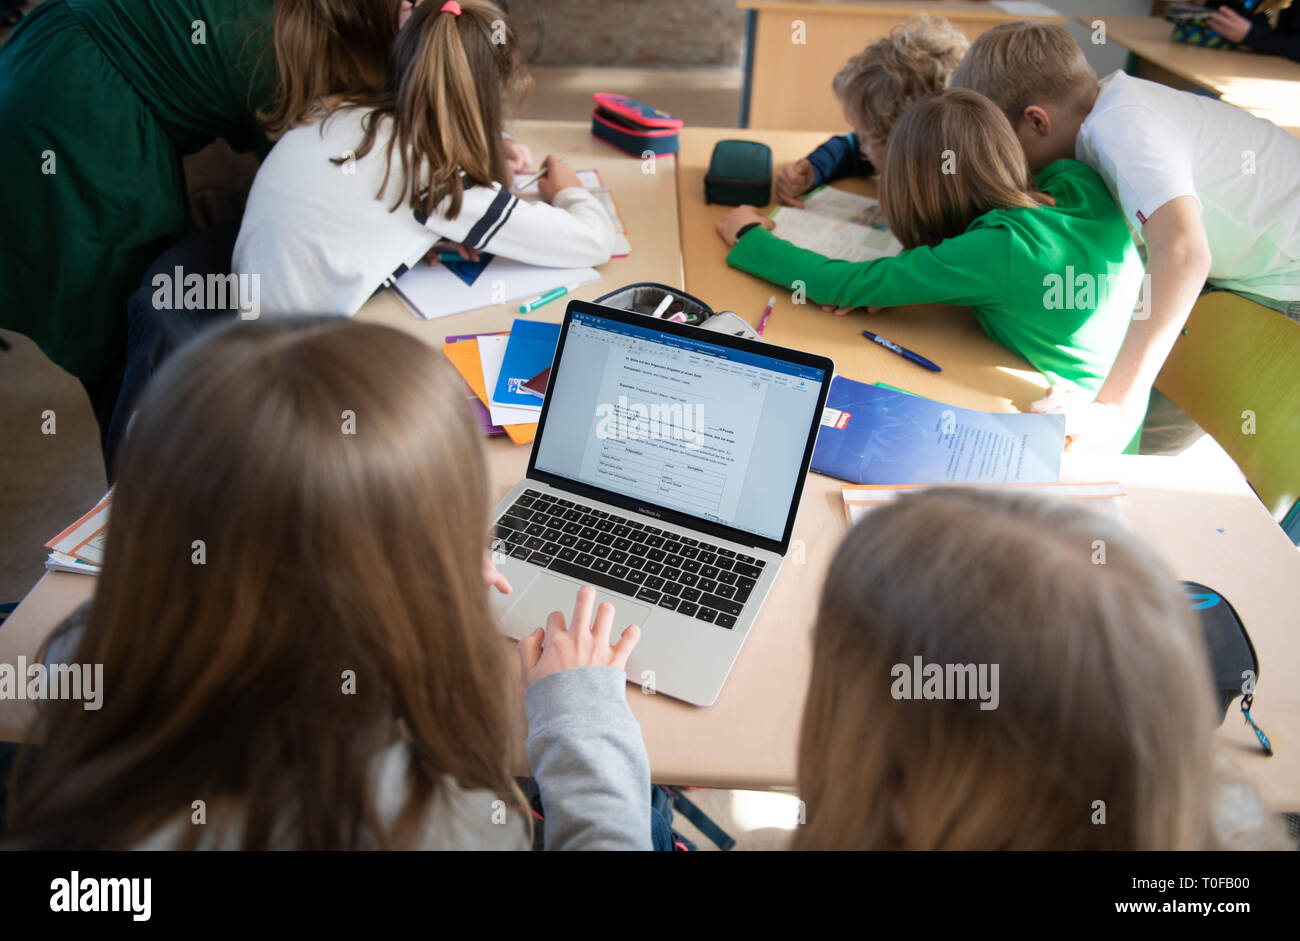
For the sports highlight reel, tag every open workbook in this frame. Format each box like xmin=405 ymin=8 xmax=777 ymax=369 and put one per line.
xmin=769 ymin=185 xmax=903 ymax=263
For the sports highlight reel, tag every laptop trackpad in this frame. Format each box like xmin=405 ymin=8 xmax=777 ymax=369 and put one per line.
xmin=499 ymin=573 xmax=650 ymax=643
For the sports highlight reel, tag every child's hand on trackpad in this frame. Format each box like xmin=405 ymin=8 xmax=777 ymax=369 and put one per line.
xmin=517 ymin=586 xmax=641 ymax=689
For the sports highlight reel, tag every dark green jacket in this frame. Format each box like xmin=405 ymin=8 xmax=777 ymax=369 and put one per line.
xmin=0 ymin=0 xmax=274 ymax=383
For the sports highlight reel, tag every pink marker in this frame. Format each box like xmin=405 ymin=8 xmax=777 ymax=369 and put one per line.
xmin=757 ymin=295 xmax=775 ymax=335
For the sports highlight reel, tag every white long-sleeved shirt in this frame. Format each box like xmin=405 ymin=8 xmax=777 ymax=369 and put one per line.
xmin=233 ymin=108 xmax=616 ymax=317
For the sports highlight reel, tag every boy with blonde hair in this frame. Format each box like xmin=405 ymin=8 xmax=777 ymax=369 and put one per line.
xmin=953 ymin=22 xmax=1300 ymax=450
xmin=775 ymin=15 xmax=969 ymax=206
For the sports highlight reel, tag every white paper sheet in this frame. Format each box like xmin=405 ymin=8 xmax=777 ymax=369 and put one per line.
xmin=513 ymin=170 xmax=631 ymax=256
xmin=392 ymin=256 xmax=599 ymax=321
xmin=477 ymin=334 xmax=544 ymax=425
xmin=770 ymin=187 xmax=903 ymax=263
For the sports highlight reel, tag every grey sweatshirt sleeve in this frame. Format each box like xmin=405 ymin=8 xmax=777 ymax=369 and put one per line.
xmin=523 ymin=666 xmax=652 ymax=850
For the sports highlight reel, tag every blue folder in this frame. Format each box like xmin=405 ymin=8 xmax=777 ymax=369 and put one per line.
xmin=492 ymin=319 xmax=561 ymax=407
xmin=811 ymin=376 xmax=1065 ymax=485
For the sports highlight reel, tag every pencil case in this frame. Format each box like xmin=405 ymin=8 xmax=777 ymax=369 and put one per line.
xmin=704 ymin=140 xmax=772 ymax=205
xmin=593 ymin=282 xmax=759 ymax=338
xmin=594 ymin=283 xmax=712 ymax=325
xmin=590 ymin=93 xmax=682 ymax=157
xmin=1166 ymin=18 xmax=1239 ymax=49
xmin=1162 ymin=4 xmax=1241 ymax=48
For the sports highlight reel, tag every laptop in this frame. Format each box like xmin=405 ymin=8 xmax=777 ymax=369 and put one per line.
xmin=488 ymin=300 xmax=834 ymax=706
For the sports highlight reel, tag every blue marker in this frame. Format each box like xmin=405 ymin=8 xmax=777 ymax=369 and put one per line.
xmin=861 ymin=330 xmax=941 ymax=372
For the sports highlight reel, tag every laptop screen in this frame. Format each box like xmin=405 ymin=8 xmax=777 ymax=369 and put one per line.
xmin=532 ymin=307 xmax=829 ymax=543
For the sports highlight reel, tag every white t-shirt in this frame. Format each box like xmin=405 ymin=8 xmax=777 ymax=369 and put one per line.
xmin=234 ymin=108 xmax=616 ymax=317
xmin=1076 ymin=71 xmax=1300 ymax=302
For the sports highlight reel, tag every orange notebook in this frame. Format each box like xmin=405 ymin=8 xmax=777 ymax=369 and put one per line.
xmin=442 ymin=337 xmax=537 ymax=446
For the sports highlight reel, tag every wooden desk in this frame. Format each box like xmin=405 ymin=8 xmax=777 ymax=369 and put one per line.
xmin=739 ymin=0 xmax=1067 ymax=131
xmin=3 ymin=124 xmax=1299 ymax=812
xmin=1084 ymin=15 xmax=1300 ymax=136
xmin=671 ymin=126 xmax=1300 ymax=807
xmin=677 ymin=126 xmax=1050 ymax=412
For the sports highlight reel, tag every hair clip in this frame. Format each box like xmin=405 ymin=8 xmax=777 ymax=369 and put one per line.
xmin=441 ymin=1 xmax=462 ymax=15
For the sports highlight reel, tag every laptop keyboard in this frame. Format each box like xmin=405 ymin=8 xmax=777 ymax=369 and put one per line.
xmin=491 ymin=489 xmax=767 ymax=630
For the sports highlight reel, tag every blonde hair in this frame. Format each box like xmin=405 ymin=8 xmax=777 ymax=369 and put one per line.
xmin=832 ymin=15 xmax=969 ymax=159
xmin=951 ymin=21 xmax=1098 ymax=130
xmin=260 ymin=0 xmax=399 ymax=139
xmin=878 ymin=88 xmax=1041 ymax=250
xmin=795 ymin=488 xmax=1222 ymax=850
xmin=5 ymin=319 xmax=523 ymax=850
xmin=339 ymin=0 xmax=531 ymax=219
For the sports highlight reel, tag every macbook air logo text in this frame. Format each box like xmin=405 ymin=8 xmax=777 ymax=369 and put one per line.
xmin=594 ymin=396 xmax=705 ymax=449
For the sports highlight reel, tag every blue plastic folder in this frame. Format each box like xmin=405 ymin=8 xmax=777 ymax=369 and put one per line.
xmin=811 ymin=376 xmax=1065 ymax=485
xmin=441 ymin=252 xmax=494 ymax=287
xmin=492 ymin=319 xmax=562 ymax=407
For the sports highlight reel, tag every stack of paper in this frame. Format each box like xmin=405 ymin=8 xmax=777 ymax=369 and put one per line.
xmin=395 ymin=256 xmax=599 ymax=322
xmin=443 ymin=319 xmax=561 ymax=445
xmin=44 ymin=491 xmax=112 ymax=575
xmin=488 ymin=320 xmax=560 ymax=423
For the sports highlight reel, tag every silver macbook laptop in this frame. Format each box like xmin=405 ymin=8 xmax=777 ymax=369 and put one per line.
xmin=488 ymin=300 xmax=833 ymax=706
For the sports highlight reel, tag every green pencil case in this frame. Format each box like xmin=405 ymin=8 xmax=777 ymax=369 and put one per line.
xmin=704 ymin=140 xmax=772 ymax=206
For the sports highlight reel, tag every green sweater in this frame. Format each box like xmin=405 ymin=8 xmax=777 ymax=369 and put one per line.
xmin=728 ymin=159 xmax=1147 ymax=446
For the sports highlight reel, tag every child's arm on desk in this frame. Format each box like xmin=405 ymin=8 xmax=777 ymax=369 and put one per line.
xmin=720 ymin=209 xmax=1006 ymax=310
xmin=776 ymin=134 xmax=875 ymax=207
xmin=420 ymin=157 xmax=615 ymax=268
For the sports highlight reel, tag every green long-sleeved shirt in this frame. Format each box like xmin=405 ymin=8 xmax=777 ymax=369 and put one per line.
xmin=728 ymin=159 xmax=1147 ymax=446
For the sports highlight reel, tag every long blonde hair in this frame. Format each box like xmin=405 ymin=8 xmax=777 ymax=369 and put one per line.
xmin=338 ymin=0 xmax=531 ymax=219
xmin=5 ymin=319 xmax=521 ymax=849
xmin=878 ymin=88 xmax=1043 ymax=250
xmin=795 ymin=488 xmax=1220 ymax=850
xmin=260 ymin=0 xmax=401 ymax=139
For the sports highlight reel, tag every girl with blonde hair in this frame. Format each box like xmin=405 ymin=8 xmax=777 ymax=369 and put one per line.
xmin=236 ymin=0 xmax=612 ymax=317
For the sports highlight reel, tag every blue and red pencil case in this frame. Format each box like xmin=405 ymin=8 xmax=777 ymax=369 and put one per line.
xmin=590 ymin=93 xmax=682 ymax=157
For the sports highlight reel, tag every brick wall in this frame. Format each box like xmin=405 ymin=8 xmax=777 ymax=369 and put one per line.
xmin=509 ymin=0 xmax=748 ymax=67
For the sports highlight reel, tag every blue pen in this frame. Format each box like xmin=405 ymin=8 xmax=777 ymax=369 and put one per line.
xmin=861 ymin=330 xmax=941 ymax=372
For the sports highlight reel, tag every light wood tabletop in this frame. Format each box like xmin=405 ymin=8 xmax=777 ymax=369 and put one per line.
xmin=3 ymin=122 xmax=1298 ymax=809
xmin=1084 ymin=14 xmax=1300 ymax=135
xmin=738 ymin=0 xmax=1067 ymax=131
xmin=676 ymin=126 xmax=1051 ymax=413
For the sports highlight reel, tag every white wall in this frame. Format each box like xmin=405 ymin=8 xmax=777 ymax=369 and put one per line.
xmin=1043 ymin=0 xmax=1160 ymax=76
